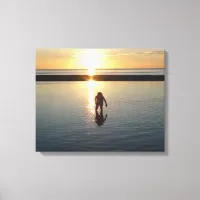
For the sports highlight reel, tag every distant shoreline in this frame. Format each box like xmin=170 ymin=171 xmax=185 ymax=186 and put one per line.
xmin=36 ymin=75 xmax=164 ymax=81
xmin=36 ymin=68 xmax=164 ymax=70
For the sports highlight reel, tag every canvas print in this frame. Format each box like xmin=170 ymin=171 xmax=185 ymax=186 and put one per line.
xmin=36 ymin=49 xmax=165 ymax=152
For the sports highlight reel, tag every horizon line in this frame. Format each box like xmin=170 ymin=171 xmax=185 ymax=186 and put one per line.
xmin=36 ymin=68 xmax=164 ymax=70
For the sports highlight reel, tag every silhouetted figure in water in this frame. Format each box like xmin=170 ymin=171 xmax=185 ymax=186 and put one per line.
xmin=95 ymin=92 xmax=107 ymax=113
xmin=95 ymin=110 xmax=107 ymax=126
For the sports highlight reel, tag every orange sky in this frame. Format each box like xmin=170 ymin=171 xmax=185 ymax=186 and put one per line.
xmin=36 ymin=49 xmax=164 ymax=69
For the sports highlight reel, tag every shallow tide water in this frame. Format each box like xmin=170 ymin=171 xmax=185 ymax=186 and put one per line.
xmin=36 ymin=81 xmax=164 ymax=152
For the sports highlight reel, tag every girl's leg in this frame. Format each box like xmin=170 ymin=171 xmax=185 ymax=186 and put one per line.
xmin=100 ymin=105 xmax=103 ymax=113
xmin=95 ymin=104 xmax=99 ymax=112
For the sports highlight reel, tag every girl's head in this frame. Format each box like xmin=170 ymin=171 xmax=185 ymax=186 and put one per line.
xmin=97 ymin=92 xmax=102 ymax=96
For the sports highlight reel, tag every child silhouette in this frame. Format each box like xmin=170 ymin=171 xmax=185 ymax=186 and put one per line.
xmin=95 ymin=92 xmax=107 ymax=113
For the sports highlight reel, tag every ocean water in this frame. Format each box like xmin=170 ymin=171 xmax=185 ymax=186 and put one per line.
xmin=36 ymin=68 xmax=164 ymax=75
xmin=36 ymin=81 xmax=165 ymax=152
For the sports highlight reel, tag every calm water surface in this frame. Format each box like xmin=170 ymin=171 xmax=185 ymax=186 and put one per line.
xmin=36 ymin=81 xmax=164 ymax=152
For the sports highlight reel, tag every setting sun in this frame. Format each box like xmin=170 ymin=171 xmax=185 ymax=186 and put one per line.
xmin=36 ymin=49 xmax=164 ymax=71
xmin=79 ymin=49 xmax=104 ymax=76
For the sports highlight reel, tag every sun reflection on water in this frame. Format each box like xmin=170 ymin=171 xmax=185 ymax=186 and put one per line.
xmin=87 ymin=79 xmax=98 ymax=114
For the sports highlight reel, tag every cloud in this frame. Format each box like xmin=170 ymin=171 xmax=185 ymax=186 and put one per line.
xmin=106 ymin=50 xmax=164 ymax=57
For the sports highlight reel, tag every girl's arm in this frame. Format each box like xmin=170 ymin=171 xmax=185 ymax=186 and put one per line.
xmin=103 ymin=96 xmax=107 ymax=106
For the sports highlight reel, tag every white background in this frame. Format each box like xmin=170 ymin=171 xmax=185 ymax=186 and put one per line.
xmin=0 ymin=0 xmax=200 ymax=199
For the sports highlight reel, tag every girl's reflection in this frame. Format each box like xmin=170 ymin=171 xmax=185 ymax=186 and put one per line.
xmin=95 ymin=110 xmax=107 ymax=126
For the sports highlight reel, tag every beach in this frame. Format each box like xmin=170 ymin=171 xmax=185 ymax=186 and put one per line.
xmin=36 ymin=81 xmax=165 ymax=152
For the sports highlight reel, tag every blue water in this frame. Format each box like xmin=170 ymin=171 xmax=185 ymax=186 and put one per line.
xmin=36 ymin=81 xmax=165 ymax=152
xmin=36 ymin=68 xmax=164 ymax=75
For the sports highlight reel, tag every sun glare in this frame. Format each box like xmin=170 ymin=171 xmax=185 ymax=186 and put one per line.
xmin=80 ymin=49 xmax=104 ymax=76
xmin=87 ymin=79 xmax=97 ymax=113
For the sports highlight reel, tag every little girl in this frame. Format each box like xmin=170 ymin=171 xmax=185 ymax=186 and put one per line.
xmin=95 ymin=92 xmax=107 ymax=113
